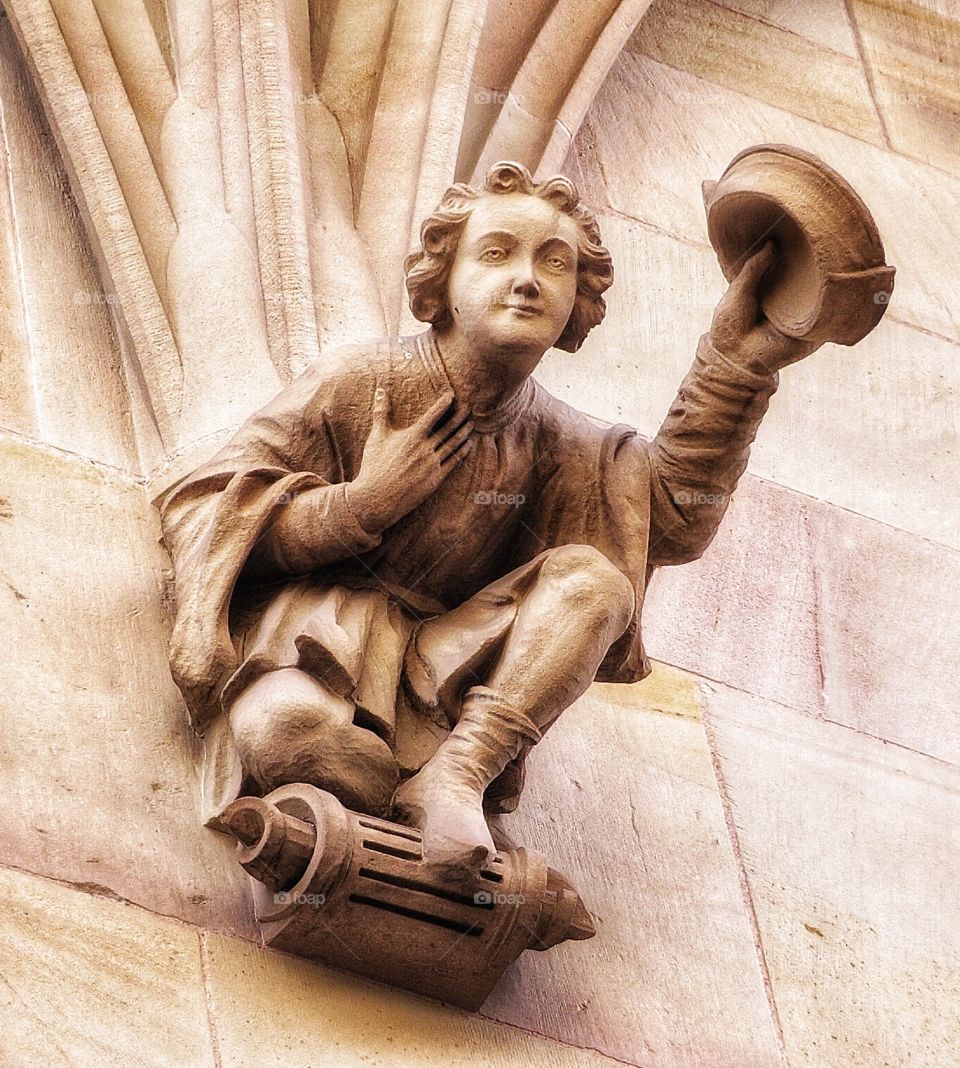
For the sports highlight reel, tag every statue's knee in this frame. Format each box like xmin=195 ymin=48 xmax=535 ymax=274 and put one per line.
xmin=226 ymin=668 xmax=398 ymax=812
xmin=228 ymin=668 xmax=351 ymax=771
xmin=540 ymin=545 xmax=634 ymax=632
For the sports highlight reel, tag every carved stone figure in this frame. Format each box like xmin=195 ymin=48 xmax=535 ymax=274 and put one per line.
xmin=160 ymin=153 xmax=892 ymax=1003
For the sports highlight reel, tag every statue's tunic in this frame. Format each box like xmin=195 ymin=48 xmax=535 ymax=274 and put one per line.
xmin=161 ymin=328 xmax=777 ymax=755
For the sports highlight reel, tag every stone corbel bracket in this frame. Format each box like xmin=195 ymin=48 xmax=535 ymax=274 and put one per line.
xmin=222 ymin=784 xmax=595 ymax=1011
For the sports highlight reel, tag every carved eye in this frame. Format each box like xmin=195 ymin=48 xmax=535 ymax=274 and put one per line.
xmin=480 ymin=247 xmax=507 ymax=263
xmin=546 ymin=254 xmax=572 ymax=271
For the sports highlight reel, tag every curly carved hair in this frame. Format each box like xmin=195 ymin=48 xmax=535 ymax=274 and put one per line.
xmin=403 ymin=161 xmax=613 ymax=353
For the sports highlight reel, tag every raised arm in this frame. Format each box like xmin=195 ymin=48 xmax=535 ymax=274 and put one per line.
xmin=647 ymin=243 xmax=819 ymax=566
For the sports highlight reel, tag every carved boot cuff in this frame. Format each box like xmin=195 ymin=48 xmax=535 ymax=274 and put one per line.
xmin=426 ymin=687 xmax=542 ymax=799
xmin=392 ymin=687 xmax=541 ymax=833
xmin=460 ymin=686 xmax=543 ymax=746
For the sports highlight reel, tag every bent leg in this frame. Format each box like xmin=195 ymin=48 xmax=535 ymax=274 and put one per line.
xmin=395 ymin=545 xmax=634 ymax=870
xmin=229 ymin=668 xmax=399 ymax=816
xmin=484 ymin=544 xmax=635 ymax=729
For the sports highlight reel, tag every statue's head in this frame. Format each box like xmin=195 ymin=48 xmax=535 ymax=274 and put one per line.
xmin=404 ymin=162 xmax=613 ymax=354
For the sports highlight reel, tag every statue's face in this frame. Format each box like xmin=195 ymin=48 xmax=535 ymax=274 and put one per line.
xmin=444 ymin=192 xmax=579 ymax=354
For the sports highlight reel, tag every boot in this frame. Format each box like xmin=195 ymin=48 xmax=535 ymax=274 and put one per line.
xmin=392 ymin=686 xmax=541 ymax=875
xmin=483 ymin=749 xmax=528 ymax=814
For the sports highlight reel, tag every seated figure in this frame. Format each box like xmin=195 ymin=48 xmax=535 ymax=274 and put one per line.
xmin=160 ymin=161 xmax=817 ymax=873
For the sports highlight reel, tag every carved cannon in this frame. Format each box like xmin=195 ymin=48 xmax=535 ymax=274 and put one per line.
xmin=221 ymin=783 xmax=595 ymax=1010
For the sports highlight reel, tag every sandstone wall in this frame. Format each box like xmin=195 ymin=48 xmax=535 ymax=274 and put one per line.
xmin=1 ymin=2 xmax=957 ymax=1066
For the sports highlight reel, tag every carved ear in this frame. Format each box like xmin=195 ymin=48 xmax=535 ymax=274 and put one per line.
xmin=411 ymin=294 xmax=444 ymax=323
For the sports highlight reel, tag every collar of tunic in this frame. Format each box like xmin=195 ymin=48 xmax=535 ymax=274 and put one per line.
xmin=409 ymin=329 xmax=536 ymax=434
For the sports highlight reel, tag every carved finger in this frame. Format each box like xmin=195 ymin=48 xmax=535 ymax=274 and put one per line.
xmin=372 ymin=386 xmax=393 ymax=428
xmin=732 ymin=241 xmax=775 ymax=311
xmin=437 ymin=419 xmax=474 ymax=459
xmin=768 ymin=329 xmax=819 ymax=366
xmin=439 ymin=430 xmax=475 ymax=466
xmin=433 ymin=408 xmax=472 ymax=448
xmin=430 ymin=401 xmax=471 ymax=442
xmin=417 ymin=390 xmax=457 ymax=433
xmin=734 ymin=240 xmax=776 ymax=287
xmin=719 ymin=240 xmax=776 ymax=334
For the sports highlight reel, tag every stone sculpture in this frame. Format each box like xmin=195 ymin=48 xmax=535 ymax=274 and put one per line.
xmin=160 ymin=153 xmax=893 ymax=1007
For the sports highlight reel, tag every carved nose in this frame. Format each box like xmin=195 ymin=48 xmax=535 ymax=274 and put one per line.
xmin=512 ymin=273 xmax=540 ymax=299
